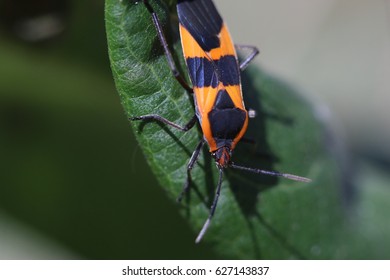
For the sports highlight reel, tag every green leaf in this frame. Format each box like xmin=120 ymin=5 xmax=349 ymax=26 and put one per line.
xmin=106 ymin=0 xmax=346 ymax=258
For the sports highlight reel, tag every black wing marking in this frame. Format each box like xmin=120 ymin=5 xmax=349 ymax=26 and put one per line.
xmin=177 ymin=0 xmax=223 ymax=51
xmin=208 ymin=89 xmax=247 ymax=147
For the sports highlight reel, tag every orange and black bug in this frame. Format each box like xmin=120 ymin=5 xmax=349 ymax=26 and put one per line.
xmin=132 ymin=0 xmax=311 ymax=243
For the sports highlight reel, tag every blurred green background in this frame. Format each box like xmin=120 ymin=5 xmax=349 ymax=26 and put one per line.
xmin=0 ymin=0 xmax=389 ymax=259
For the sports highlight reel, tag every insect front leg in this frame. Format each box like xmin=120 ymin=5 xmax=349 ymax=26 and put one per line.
xmin=195 ymin=167 xmax=224 ymax=243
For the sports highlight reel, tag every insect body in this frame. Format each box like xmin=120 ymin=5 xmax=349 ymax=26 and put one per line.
xmin=178 ymin=0 xmax=248 ymax=168
xmin=132 ymin=0 xmax=311 ymax=243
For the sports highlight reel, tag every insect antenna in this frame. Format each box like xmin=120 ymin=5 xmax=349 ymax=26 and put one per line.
xmin=229 ymin=163 xmax=312 ymax=183
xmin=195 ymin=167 xmax=224 ymax=243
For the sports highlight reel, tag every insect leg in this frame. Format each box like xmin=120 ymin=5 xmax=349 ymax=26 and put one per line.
xmin=142 ymin=0 xmax=193 ymax=93
xmin=235 ymin=44 xmax=260 ymax=71
xmin=130 ymin=114 xmax=197 ymax=132
xmin=177 ymin=139 xmax=205 ymax=202
xmin=195 ymin=168 xmax=224 ymax=243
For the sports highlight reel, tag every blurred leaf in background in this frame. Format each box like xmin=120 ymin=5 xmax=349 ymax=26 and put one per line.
xmin=0 ymin=0 xmax=215 ymax=259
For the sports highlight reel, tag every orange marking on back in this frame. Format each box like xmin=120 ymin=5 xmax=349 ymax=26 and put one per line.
xmin=193 ymin=84 xmax=248 ymax=153
xmin=180 ymin=24 xmax=236 ymax=60
xmin=208 ymin=24 xmax=236 ymax=59
xmin=179 ymin=24 xmax=206 ymax=59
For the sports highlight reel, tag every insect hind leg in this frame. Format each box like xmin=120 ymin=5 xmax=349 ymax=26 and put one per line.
xmin=141 ymin=0 xmax=193 ymax=93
